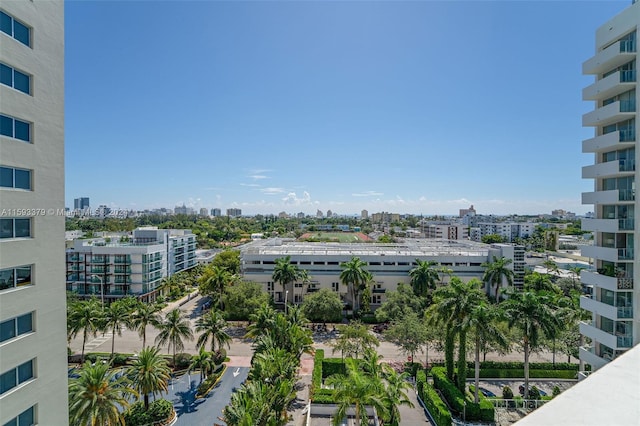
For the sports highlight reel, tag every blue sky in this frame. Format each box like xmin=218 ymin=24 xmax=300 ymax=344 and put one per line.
xmin=65 ymin=0 xmax=628 ymax=216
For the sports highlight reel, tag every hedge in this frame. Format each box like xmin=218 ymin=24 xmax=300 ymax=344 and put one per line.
xmin=431 ymin=367 xmax=494 ymax=422
xmin=470 ymin=368 xmax=577 ymax=380
xmin=417 ymin=370 xmax=452 ymax=426
xmin=311 ymin=349 xmax=324 ymax=400
xmin=468 ymin=385 xmax=498 ymax=421
xmin=322 ymin=358 xmax=347 ymax=378
xmin=475 ymin=361 xmax=584 ymax=371
xmin=196 ymin=365 xmax=226 ymax=398
xmin=123 ymin=399 xmax=174 ymax=426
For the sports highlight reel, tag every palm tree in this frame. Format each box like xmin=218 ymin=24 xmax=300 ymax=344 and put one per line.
xmin=409 ymin=259 xmax=439 ymax=297
xmin=199 ymin=265 xmax=231 ymax=309
xmin=130 ymin=302 xmax=162 ymax=350
xmin=296 ymin=268 xmax=311 ymax=305
xmin=155 ymin=308 xmax=194 ymax=367
xmin=542 ymin=259 xmax=560 ymax=276
xmin=482 ymin=256 xmax=514 ymax=303
xmin=381 ymin=367 xmax=414 ymax=426
xmin=189 ymin=346 xmax=213 ymax=382
xmin=272 ymin=256 xmax=301 ymax=307
xmin=69 ymin=361 xmax=137 ymax=426
xmin=340 ymin=257 xmax=371 ymax=313
xmin=502 ymin=291 xmax=561 ymax=399
xmin=568 ymin=266 xmax=584 ymax=285
xmin=67 ymin=298 xmax=103 ymax=363
xmin=525 ymin=271 xmax=558 ymax=293
xmin=245 ymin=303 xmax=278 ymax=339
xmin=127 ymin=346 xmax=171 ymax=410
xmin=326 ymin=369 xmax=385 ymax=426
xmin=464 ymin=302 xmax=508 ymax=403
xmin=195 ymin=308 xmax=231 ymax=353
xmin=103 ymin=299 xmax=131 ymax=358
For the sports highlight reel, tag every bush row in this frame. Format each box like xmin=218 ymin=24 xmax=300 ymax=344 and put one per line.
xmin=416 ymin=370 xmax=452 ymax=426
xmin=471 ymin=368 xmax=577 ymax=379
xmin=322 ymin=357 xmax=346 ymax=378
xmin=431 ymin=367 xmax=494 ymax=422
xmin=123 ymin=399 xmax=173 ymax=426
xmin=310 ymin=349 xmax=324 ymax=400
xmin=196 ymin=364 xmax=226 ymax=398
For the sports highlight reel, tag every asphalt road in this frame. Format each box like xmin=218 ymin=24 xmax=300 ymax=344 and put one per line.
xmin=170 ymin=366 xmax=249 ymax=426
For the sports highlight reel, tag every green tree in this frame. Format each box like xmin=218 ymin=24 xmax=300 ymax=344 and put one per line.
xmin=67 ymin=298 xmax=103 ymax=363
xmin=272 ymin=256 xmax=301 ymax=306
xmin=525 ymin=271 xmax=559 ymax=293
xmin=542 ymin=259 xmax=560 ymax=276
xmin=103 ymin=299 xmax=132 ymax=358
xmin=374 ymin=283 xmax=424 ymax=323
xmin=199 ymin=265 xmax=232 ymax=309
xmin=384 ymin=311 xmax=428 ymax=363
xmin=195 ymin=308 xmax=231 ymax=353
xmin=481 ymin=234 xmax=505 ymax=244
xmin=127 ymin=346 xmax=171 ymax=411
xmin=211 ymin=249 xmax=241 ymax=274
xmin=69 ymin=361 xmax=137 ymax=426
xmin=130 ymin=301 xmax=162 ymax=349
xmin=224 ymin=281 xmax=271 ymax=321
xmin=155 ymin=308 xmax=194 ymax=367
xmin=340 ymin=257 xmax=371 ymax=313
xmin=502 ymin=291 xmax=561 ymax=399
xmin=326 ymin=369 xmax=385 ymax=426
xmin=381 ymin=367 xmax=414 ymax=426
xmin=482 ymin=256 xmax=515 ymax=303
xmin=332 ymin=321 xmax=379 ymax=360
xmin=409 ymin=259 xmax=439 ymax=298
xmin=301 ymin=288 xmax=343 ymax=323
xmin=189 ymin=346 xmax=214 ymax=382
xmin=245 ymin=303 xmax=278 ymax=339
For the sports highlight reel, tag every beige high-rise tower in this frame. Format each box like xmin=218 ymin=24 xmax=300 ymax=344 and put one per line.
xmin=0 ymin=1 xmax=68 ymax=424
xmin=580 ymin=1 xmax=639 ymax=370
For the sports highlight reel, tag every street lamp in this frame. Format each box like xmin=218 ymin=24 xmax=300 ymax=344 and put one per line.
xmin=91 ymin=274 xmax=105 ymax=309
xmin=285 ymin=290 xmax=289 ymax=315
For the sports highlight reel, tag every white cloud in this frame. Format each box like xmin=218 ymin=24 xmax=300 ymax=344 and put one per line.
xmin=260 ymin=187 xmax=286 ymax=195
xmin=282 ymin=191 xmax=314 ymax=206
xmin=352 ymin=190 xmax=384 ymax=197
xmin=240 ymin=183 xmax=261 ymax=187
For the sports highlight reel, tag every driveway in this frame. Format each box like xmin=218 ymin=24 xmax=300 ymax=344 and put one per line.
xmin=167 ymin=366 xmax=249 ymax=426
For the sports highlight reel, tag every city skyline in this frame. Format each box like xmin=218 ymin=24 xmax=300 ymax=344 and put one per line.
xmin=65 ymin=1 xmax=626 ymax=216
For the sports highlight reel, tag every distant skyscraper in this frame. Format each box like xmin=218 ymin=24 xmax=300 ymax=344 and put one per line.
xmin=0 ymin=2 xmax=69 ymax=424
xmin=227 ymin=208 xmax=242 ymax=218
xmin=327 ymin=209 xmax=333 ymax=218
xmin=199 ymin=208 xmax=208 ymax=216
xmin=316 ymin=209 xmax=323 ymax=218
xmin=74 ymin=196 xmax=90 ymax=210
xmin=211 ymin=208 xmax=221 ymax=217
xmin=459 ymin=205 xmax=476 ymax=218
xmin=580 ymin=1 xmax=638 ymax=371
xmin=361 ymin=209 xmax=369 ymax=219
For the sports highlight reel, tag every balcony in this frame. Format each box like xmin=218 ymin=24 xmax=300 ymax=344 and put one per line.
xmin=581 ymin=218 xmax=618 ymax=233
xmin=582 ymin=159 xmax=635 ymax=179
xmin=581 ymin=270 xmax=633 ymax=291
xmin=617 ymin=335 xmax=634 ymax=348
xmin=582 ymin=189 xmax=619 ymax=205
xmin=372 ymin=288 xmax=387 ymax=294
xmin=618 ymin=248 xmax=634 ymax=260
xmin=580 ymin=295 xmax=618 ymax=319
xmin=583 ymin=39 xmax=636 ymax=75
xmin=582 ymin=100 xmax=636 ymax=127
xmin=578 ymin=345 xmax=609 ymax=370
xmin=582 ymin=131 xmax=635 ymax=153
xmin=581 ymin=245 xmax=619 ymax=262
xmin=583 ymin=70 xmax=636 ymax=101
xmin=579 ymin=321 xmax=617 ymax=349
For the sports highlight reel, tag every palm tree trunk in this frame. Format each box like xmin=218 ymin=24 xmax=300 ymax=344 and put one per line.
xmin=81 ymin=328 xmax=87 ymax=363
xmin=495 ymin=282 xmax=500 ymax=303
xmin=457 ymin=329 xmax=467 ymax=393
xmin=142 ymin=328 xmax=146 ymax=350
xmin=144 ymin=393 xmax=149 ymax=411
xmin=111 ymin=325 xmax=116 ymax=358
xmin=552 ymin=338 xmax=556 ymax=365
xmin=474 ymin=335 xmax=480 ymax=404
xmin=524 ymin=339 xmax=530 ymax=399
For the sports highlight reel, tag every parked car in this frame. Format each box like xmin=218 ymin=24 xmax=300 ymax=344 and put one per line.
xmin=519 ymin=384 xmax=547 ymax=396
xmin=478 ymin=387 xmax=496 ymax=398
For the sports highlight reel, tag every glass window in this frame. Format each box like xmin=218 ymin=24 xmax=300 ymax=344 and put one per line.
xmin=17 ymin=406 xmax=34 ymax=426
xmin=13 ymin=20 xmax=29 ymax=46
xmin=13 ymin=69 xmax=29 ymax=94
xmin=0 ymin=369 xmax=17 ymax=394
xmin=0 ymin=318 xmax=16 ymax=342
xmin=0 ymin=268 xmax=15 ymax=290
xmin=17 ymin=313 xmax=32 ymax=334
xmin=14 ymin=119 xmax=29 ymax=141
xmin=0 ymin=12 xmax=11 ymax=36
xmin=14 ymin=169 xmax=30 ymax=190
xmin=14 ymin=219 xmax=30 ymax=238
xmin=0 ymin=167 xmax=13 ymax=187
xmin=0 ymin=63 xmax=12 ymax=87
xmin=0 ymin=114 xmax=12 ymax=137
xmin=0 ymin=219 xmax=13 ymax=238
xmin=17 ymin=361 xmax=32 ymax=383
xmin=15 ymin=266 xmax=31 ymax=287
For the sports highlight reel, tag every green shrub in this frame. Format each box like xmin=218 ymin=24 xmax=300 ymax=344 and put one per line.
xmin=196 ymin=366 xmax=225 ymax=397
xmin=417 ymin=370 xmax=452 ymax=426
xmin=172 ymin=352 xmax=192 ymax=369
xmin=528 ymin=386 xmax=541 ymax=400
xmin=311 ymin=349 xmax=324 ymax=401
xmin=468 ymin=385 xmax=496 ymax=421
xmin=552 ymin=385 xmax=561 ymax=398
xmin=213 ymin=348 xmax=227 ymax=365
xmin=112 ymin=353 xmax=129 ymax=366
xmin=312 ymin=388 xmax=336 ymax=404
xmin=322 ymin=358 xmax=346 ymax=378
xmin=431 ymin=367 xmax=494 ymax=422
xmin=123 ymin=399 xmax=174 ymax=426
xmin=502 ymin=386 xmax=514 ymax=399
xmin=404 ymin=362 xmax=422 ymax=378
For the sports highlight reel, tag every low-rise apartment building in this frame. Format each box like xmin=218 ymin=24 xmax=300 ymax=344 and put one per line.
xmin=66 ymin=227 xmax=196 ymax=303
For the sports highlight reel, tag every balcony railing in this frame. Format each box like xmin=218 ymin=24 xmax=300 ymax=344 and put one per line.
xmin=619 ymin=218 xmax=635 ymax=230
xmin=620 ymin=69 xmax=637 ymax=82
xmin=619 ymin=99 xmax=636 ymax=112
xmin=619 ymin=189 xmax=635 ymax=201
xmin=620 ymin=39 xmax=636 ymax=53
xmin=618 ymin=248 xmax=634 ymax=260
xmin=618 ymin=306 xmax=634 ymax=318
xmin=617 ymin=335 xmax=633 ymax=347
xmin=618 ymin=277 xmax=634 ymax=289
xmin=618 ymin=128 xmax=636 ymax=142
xmin=619 ymin=159 xmax=636 ymax=172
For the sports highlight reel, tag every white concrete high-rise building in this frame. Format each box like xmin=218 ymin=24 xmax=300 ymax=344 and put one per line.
xmin=580 ymin=1 xmax=639 ymax=370
xmin=0 ymin=1 xmax=68 ymax=424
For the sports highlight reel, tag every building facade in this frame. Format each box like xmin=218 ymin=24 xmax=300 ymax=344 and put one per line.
xmin=227 ymin=208 xmax=242 ymax=218
xmin=73 ymin=196 xmax=89 ymax=210
xmin=580 ymin=1 xmax=639 ymax=370
xmin=66 ymin=227 xmax=197 ymax=303
xmin=239 ymin=239 xmax=523 ymax=308
xmin=0 ymin=2 xmax=68 ymax=424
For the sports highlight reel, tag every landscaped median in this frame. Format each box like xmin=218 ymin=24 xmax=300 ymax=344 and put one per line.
xmin=432 ymin=367 xmax=495 ymax=422
xmin=195 ymin=364 xmax=227 ymax=399
xmin=416 ymin=370 xmax=452 ymax=426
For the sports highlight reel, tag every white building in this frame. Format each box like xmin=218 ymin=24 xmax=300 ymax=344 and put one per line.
xmin=239 ymin=239 xmax=523 ymax=307
xmin=580 ymin=0 xmax=638 ymax=370
xmin=0 ymin=2 xmax=68 ymax=424
xmin=470 ymin=222 xmax=538 ymax=242
xmin=66 ymin=227 xmax=197 ymax=303
xmin=423 ymin=223 xmax=469 ymax=240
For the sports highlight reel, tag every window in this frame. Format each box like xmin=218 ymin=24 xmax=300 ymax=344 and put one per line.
xmin=0 ymin=63 xmax=30 ymax=94
xmin=0 ymin=166 xmax=31 ymax=190
xmin=0 ymin=11 xmax=30 ymax=47
xmin=0 ymin=114 xmax=31 ymax=142
xmin=2 ymin=405 xmax=35 ymax=426
xmin=0 ymin=360 xmax=34 ymax=395
xmin=0 ymin=312 xmax=33 ymax=343
xmin=0 ymin=218 xmax=31 ymax=239
xmin=331 ymin=282 xmax=339 ymax=292
xmin=0 ymin=265 xmax=32 ymax=291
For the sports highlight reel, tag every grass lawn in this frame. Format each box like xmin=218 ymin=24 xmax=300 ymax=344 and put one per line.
xmin=299 ymin=232 xmax=369 ymax=243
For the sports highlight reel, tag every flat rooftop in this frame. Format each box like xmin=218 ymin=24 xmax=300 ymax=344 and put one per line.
xmin=240 ymin=238 xmax=490 ymax=257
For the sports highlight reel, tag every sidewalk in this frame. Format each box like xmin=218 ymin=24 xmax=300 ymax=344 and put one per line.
xmin=161 ymin=289 xmax=201 ymax=314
